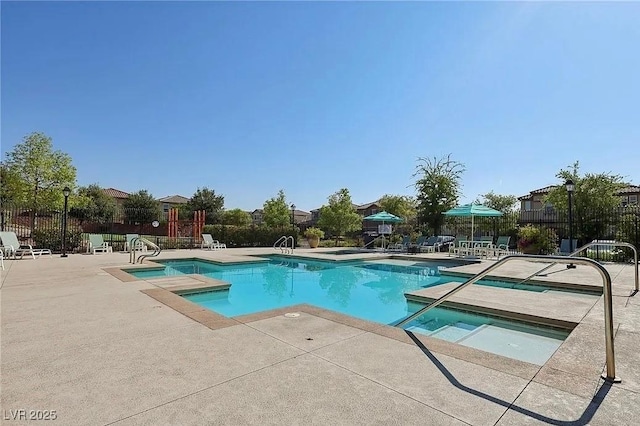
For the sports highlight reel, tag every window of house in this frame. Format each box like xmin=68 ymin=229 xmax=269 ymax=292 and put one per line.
xmin=524 ymin=200 xmax=532 ymax=211
xmin=544 ymin=203 xmax=554 ymax=214
xmin=621 ymin=196 xmax=629 ymax=207
xmin=163 ymin=203 xmax=170 ymax=212
xmin=629 ymin=195 xmax=638 ymax=205
xmin=371 ymin=208 xmax=378 ymax=214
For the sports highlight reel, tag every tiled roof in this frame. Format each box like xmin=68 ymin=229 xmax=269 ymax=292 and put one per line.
xmin=157 ymin=195 xmax=189 ymax=204
xmin=518 ymin=184 xmax=639 ymax=200
xmin=102 ymin=188 xmax=130 ymax=199
xmin=293 ymin=209 xmax=310 ymax=215
xmin=619 ymin=185 xmax=640 ymax=194
xmin=356 ymin=201 xmax=380 ymax=210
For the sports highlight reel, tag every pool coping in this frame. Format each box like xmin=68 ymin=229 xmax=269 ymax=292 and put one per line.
xmin=140 ymin=285 xmax=542 ymax=381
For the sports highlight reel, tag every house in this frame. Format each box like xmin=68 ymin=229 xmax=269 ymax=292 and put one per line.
xmin=102 ymin=188 xmax=130 ymax=209
xmin=251 ymin=209 xmax=264 ymax=225
xmin=292 ymin=209 xmax=311 ymax=224
xmin=518 ymin=184 xmax=640 ymax=222
xmin=357 ymin=201 xmax=382 ymax=233
xmin=157 ymin=195 xmax=189 ymax=213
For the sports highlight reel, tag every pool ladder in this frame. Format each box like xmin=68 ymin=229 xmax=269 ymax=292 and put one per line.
xmin=129 ymin=237 xmax=162 ymax=264
xmin=394 ymin=254 xmax=621 ymax=383
xmin=274 ymin=235 xmax=294 ymax=254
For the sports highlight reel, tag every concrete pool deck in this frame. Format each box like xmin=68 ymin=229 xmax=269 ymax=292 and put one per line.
xmin=2 ymin=247 xmax=640 ymax=425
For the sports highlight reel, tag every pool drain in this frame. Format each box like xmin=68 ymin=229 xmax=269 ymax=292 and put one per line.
xmin=284 ymin=313 xmax=300 ymax=318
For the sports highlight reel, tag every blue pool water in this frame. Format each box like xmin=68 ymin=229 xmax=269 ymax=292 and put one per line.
xmin=127 ymin=257 xmax=574 ymax=364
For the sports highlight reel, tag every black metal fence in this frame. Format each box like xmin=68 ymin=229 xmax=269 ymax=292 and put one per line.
xmin=2 ymin=204 xmax=639 ymax=258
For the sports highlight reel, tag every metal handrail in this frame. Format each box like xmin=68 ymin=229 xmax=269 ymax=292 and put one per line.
xmin=136 ymin=237 xmax=161 ymax=263
xmin=273 ymin=235 xmax=294 ymax=254
xmin=129 ymin=237 xmax=161 ymax=264
xmin=517 ymin=241 xmax=638 ymax=292
xmin=395 ymin=254 xmax=620 ymax=382
xmin=363 ymin=234 xmax=387 ymax=250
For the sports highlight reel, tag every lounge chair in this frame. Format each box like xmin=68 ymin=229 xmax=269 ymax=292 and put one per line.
xmin=388 ymin=235 xmax=411 ymax=252
xmin=557 ymin=239 xmax=578 ymax=256
xmin=0 ymin=231 xmax=52 ymax=259
xmin=1 ymin=250 xmax=4 ymax=270
xmin=419 ymin=236 xmax=440 ymax=253
xmin=87 ymin=234 xmax=113 ymax=254
xmin=124 ymin=234 xmax=147 ymax=252
xmin=201 ymin=234 xmax=227 ymax=250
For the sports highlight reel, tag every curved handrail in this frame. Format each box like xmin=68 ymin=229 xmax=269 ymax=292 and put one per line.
xmin=518 ymin=241 xmax=638 ymax=293
xmin=273 ymin=235 xmax=294 ymax=254
xmin=136 ymin=237 xmax=161 ymax=263
xmin=394 ymin=254 xmax=620 ymax=382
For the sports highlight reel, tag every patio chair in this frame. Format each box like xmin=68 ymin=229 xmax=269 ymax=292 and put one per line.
xmin=124 ymin=234 xmax=147 ymax=252
xmin=492 ymin=236 xmax=512 ymax=258
xmin=449 ymin=236 xmax=468 ymax=257
xmin=557 ymin=239 xmax=578 ymax=256
xmin=201 ymin=234 xmax=227 ymax=250
xmin=0 ymin=231 xmax=52 ymax=259
xmin=1 ymin=250 xmax=4 ymax=270
xmin=87 ymin=234 xmax=113 ymax=254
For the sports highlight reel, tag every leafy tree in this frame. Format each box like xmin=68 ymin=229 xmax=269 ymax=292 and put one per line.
xmin=413 ymin=155 xmax=465 ymax=235
xmin=545 ymin=162 xmax=626 ymax=243
xmin=123 ymin=190 xmax=162 ymax=224
xmin=0 ymin=164 xmax=21 ymax=206
xmin=2 ymin=132 xmax=76 ymax=226
xmin=474 ymin=191 xmax=517 ymax=213
xmin=379 ymin=194 xmax=417 ymax=233
xmin=222 ymin=208 xmax=252 ymax=226
xmin=69 ymin=184 xmax=117 ymax=224
xmin=186 ymin=187 xmax=225 ymax=224
xmin=262 ymin=190 xmax=291 ymax=228
xmin=317 ymin=188 xmax=362 ymax=245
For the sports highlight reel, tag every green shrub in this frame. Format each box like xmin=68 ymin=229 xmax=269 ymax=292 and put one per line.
xmin=33 ymin=228 xmax=84 ymax=253
xmin=304 ymin=227 xmax=324 ymax=239
xmin=202 ymin=225 xmax=298 ymax=247
xmin=517 ymin=224 xmax=557 ymax=254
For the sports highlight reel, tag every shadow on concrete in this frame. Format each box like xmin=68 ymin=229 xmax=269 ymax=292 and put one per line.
xmin=406 ymin=331 xmax=612 ymax=426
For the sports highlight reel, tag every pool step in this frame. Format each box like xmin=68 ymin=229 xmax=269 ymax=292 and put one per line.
xmin=405 ymin=282 xmax=600 ymax=328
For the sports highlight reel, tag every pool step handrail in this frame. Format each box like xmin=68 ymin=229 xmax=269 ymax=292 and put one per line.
xmin=394 ymin=254 xmax=620 ymax=383
xmin=273 ymin=235 xmax=294 ymax=254
xmin=129 ymin=237 xmax=161 ymax=264
xmin=517 ymin=240 xmax=638 ymax=293
xmin=363 ymin=234 xmax=387 ymax=250
xmin=136 ymin=237 xmax=161 ymax=263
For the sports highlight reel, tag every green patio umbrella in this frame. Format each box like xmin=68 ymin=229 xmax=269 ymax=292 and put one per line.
xmin=443 ymin=204 xmax=502 ymax=238
xmin=363 ymin=211 xmax=403 ymax=250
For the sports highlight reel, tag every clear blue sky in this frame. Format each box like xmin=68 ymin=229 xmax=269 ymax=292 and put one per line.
xmin=2 ymin=1 xmax=639 ymax=212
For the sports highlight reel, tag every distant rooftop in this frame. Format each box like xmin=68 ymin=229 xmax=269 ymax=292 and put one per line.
xmin=157 ymin=195 xmax=189 ymax=204
xmin=102 ymin=188 xmax=130 ymax=199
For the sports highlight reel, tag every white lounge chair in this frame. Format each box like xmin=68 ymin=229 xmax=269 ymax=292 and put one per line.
xmin=87 ymin=234 xmax=113 ymax=254
xmin=201 ymin=234 xmax=227 ymax=250
xmin=124 ymin=233 xmax=147 ymax=252
xmin=0 ymin=231 xmax=52 ymax=259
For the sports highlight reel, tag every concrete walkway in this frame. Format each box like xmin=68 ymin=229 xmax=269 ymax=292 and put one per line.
xmin=1 ymin=248 xmax=639 ymax=425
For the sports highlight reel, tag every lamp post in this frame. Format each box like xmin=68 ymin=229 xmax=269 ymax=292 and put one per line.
xmin=290 ymin=204 xmax=296 ymax=231
xmin=61 ymin=186 xmax=71 ymax=258
xmin=566 ymin=179 xmax=576 ymax=269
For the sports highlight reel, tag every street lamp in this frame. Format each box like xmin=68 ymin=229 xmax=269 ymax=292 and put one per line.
xmin=290 ymin=204 xmax=296 ymax=231
xmin=61 ymin=186 xmax=71 ymax=258
xmin=566 ymin=179 xmax=576 ymax=269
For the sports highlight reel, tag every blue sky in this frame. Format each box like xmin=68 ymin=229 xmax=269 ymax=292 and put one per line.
xmin=2 ymin=1 xmax=639 ymax=212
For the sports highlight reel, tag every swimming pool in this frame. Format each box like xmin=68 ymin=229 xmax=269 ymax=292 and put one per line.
xmin=127 ymin=256 xmax=576 ymax=364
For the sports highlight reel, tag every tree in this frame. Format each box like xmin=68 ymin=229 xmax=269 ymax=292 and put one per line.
xmin=222 ymin=208 xmax=252 ymax=226
xmin=123 ymin=190 xmax=162 ymax=224
xmin=474 ymin=191 xmax=517 ymax=213
xmin=545 ymin=162 xmax=626 ymax=242
xmin=0 ymin=164 xmax=21 ymax=206
xmin=186 ymin=187 xmax=224 ymax=224
xmin=413 ymin=155 xmax=465 ymax=235
xmin=379 ymin=194 xmax=417 ymax=222
xmin=262 ymin=190 xmax=291 ymax=228
xmin=317 ymin=188 xmax=362 ymax=245
xmin=2 ymin=132 xmax=76 ymax=226
xmin=69 ymin=184 xmax=117 ymax=224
